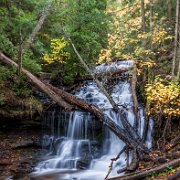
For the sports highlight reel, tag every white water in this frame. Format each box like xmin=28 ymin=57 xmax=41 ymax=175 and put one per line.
xmin=33 ymin=61 xmax=153 ymax=180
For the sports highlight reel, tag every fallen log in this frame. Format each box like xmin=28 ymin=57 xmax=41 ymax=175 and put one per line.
xmin=74 ymin=67 xmax=131 ymax=83
xmin=109 ymin=158 xmax=180 ymax=180
xmin=0 ymin=52 xmax=147 ymax=153
xmin=47 ymin=84 xmax=147 ymax=151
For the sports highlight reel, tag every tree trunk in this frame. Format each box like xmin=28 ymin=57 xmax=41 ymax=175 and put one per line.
xmin=150 ymin=0 xmax=153 ymax=33
xmin=149 ymin=0 xmax=153 ymax=51
xmin=22 ymin=2 xmax=53 ymax=52
xmin=131 ymin=63 xmax=139 ymax=132
xmin=48 ymin=84 xmax=147 ymax=151
xmin=18 ymin=28 xmax=23 ymax=76
xmin=172 ymin=0 xmax=180 ymax=78
xmin=167 ymin=0 xmax=172 ymax=22
xmin=141 ymin=0 xmax=146 ymax=33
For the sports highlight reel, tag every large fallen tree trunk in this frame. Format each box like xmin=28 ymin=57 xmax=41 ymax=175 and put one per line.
xmin=109 ymin=158 xmax=180 ymax=180
xmin=0 ymin=52 xmax=148 ymax=153
xmin=47 ymin=84 xmax=147 ymax=151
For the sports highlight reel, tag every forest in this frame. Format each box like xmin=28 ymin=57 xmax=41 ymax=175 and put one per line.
xmin=0 ymin=0 xmax=179 ymax=179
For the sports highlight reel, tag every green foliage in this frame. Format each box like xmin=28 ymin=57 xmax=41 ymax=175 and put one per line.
xmin=0 ymin=93 xmax=5 ymax=106
xmin=151 ymin=165 xmax=176 ymax=178
xmin=39 ymin=0 xmax=108 ymax=83
xmin=23 ymin=51 xmax=42 ymax=74
xmin=64 ymin=0 xmax=108 ymax=64
xmin=13 ymin=75 xmax=32 ymax=98
xmin=0 ymin=66 xmax=16 ymax=80
xmin=44 ymin=38 xmax=70 ymax=64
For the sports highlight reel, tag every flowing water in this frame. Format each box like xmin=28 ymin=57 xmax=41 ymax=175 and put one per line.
xmin=32 ymin=61 xmax=153 ymax=180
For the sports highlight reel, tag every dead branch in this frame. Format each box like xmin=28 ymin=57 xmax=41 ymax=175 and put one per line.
xmin=108 ymin=158 xmax=180 ymax=180
xmin=105 ymin=146 xmax=127 ymax=179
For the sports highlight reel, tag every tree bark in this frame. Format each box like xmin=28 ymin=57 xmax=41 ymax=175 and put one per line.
xmin=141 ymin=0 xmax=146 ymax=33
xmin=167 ymin=0 xmax=172 ymax=22
xmin=172 ymin=0 xmax=180 ymax=78
xmin=18 ymin=28 xmax=23 ymax=76
xmin=22 ymin=2 xmax=53 ymax=52
xmin=131 ymin=63 xmax=139 ymax=132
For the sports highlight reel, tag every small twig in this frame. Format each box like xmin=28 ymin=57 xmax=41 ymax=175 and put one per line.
xmin=126 ymin=148 xmax=130 ymax=167
xmin=104 ymin=146 xmax=127 ymax=179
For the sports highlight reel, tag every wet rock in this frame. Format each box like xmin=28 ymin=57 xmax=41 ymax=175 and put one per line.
xmin=76 ymin=158 xmax=91 ymax=170
xmin=12 ymin=140 xmax=41 ymax=149
xmin=41 ymin=135 xmax=54 ymax=148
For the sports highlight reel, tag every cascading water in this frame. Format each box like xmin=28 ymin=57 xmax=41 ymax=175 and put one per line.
xmin=33 ymin=61 xmax=153 ymax=180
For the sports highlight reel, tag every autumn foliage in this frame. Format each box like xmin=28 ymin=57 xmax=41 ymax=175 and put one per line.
xmin=146 ymin=77 xmax=180 ymax=117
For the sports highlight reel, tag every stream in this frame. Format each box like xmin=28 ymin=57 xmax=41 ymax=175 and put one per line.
xmin=31 ymin=61 xmax=153 ymax=180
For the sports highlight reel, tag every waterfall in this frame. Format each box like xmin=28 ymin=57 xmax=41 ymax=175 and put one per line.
xmin=33 ymin=61 xmax=153 ymax=179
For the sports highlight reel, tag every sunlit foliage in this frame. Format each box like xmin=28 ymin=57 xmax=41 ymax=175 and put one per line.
xmin=146 ymin=77 xmax=180 ymax=117
xmin=44 ymin=38 xmax=70 ymax=64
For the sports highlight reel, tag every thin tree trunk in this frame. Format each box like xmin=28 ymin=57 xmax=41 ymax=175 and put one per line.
xmin=177 ymin=29 xmax=180 ymax=80
xmin=67 ymin=36 xmax=118 ymax=110
xmin=18 ymin=28 xmax=23 ymax=75
xmin=149 ymin=0 xmax=153 ymax=51
xmin=67 ymin=36 xmax=145 ymax=148
xmin=150 ymin=0 xmax=153 ymax=33
xmin=141 ymin=0 xmax=146 ymax=33
xmin=131 ymin=62 xmax=139 ymax=132
xmin=22 ymin=2 xmax=53 ymax=52
xmin=168 ymin=0 xmax=172 ymax=22
xmin=172 ymin=0 xmax=180 ymax=77
xmin=177 ymin=53 xmax=180 ymax=80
